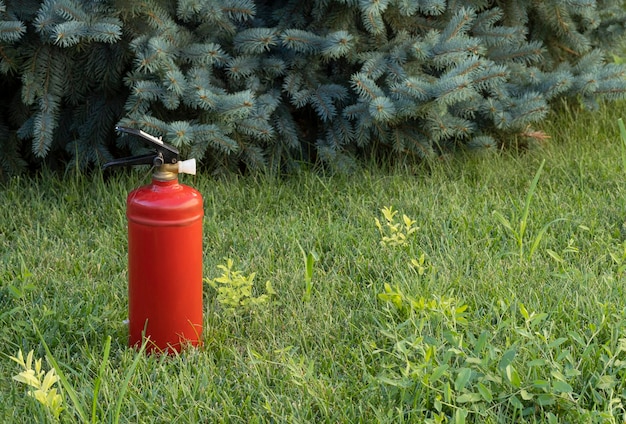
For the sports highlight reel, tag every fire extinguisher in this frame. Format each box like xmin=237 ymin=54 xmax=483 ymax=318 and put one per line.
xmin=103 ymin=126 xmax=203 ymax=354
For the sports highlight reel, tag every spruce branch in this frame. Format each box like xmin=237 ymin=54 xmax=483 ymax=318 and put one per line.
xmin=369 ymin=96 xmax=396 ymax=122
xmin=237 ymin=116 xmax=275 ymax=141
xmin=360 ymin=9 xmax=385 ymax=35
xmin=351 ymin=72 xmax=384 ymax=99
xmin=53 ymin=21 xmax=88 ymax=47
xmin=310 ymin=84 xmax=349 ymax=122
xmin=182 ymin=43 xmax=230 ymax=66
xmin=488 ymin=41 xmax=544 ymax=64
xmin=389 ymin=76 xmax=430 ymax=102
xmin=281 ymin=29 xmax=324 ymax=54
xmin=226 ymin=56 xmax=260 ymax=80
xmin=222 ymin=0 xmax=256 ymax=22
xmin=195 ymin=124 xmax=239 ymax=154
xmin=415 ymin=0 xmax=446 ymax=16
xmin=441 ymin=6 xmax=476 ymax=42
xmin=167 ymin=120 xmax=193 ymax=146
xmin=3 ymin=0 xmax=626 ymax=175
xmin=0 ymin=21 xmax=26 ymax=42
xmin=234 ymin=28 xmax=278 ymax=54
xmin=359 ymin=0 xmax=390 ymax=15
xmin=321 ymin=31 xmax=354 ymax=59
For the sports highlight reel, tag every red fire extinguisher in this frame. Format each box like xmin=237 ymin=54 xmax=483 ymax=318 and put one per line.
xmin=104 ymin=126 xmax=203 ymax=354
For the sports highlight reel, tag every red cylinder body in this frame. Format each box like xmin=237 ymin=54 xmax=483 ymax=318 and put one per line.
xmin=126 ymin=177 xmax=203 ymax=354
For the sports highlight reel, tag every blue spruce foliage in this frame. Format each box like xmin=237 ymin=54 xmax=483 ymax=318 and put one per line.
xmin=0 ymin=0 xmax=125 ymax=175
xmin=0 ymin=0 xmax=625 ymax=176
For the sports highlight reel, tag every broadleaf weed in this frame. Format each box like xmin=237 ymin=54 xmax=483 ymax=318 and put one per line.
xmin=410 ymin=253 xmax=430 ymax=276
xmin=378 ymin=285 xmax=468 ymax=328
xmin=205 ymin=258 xmax=275 ymax=313
xmin=375 ymin=206 xmax=419 ymax=248
xmin=15 ymin=329 xmax=147 ymax=424
xmin=10 ymin=349 xmax=64 ymax=420
xmin=375 ymin=206 xmax=429 ymax=276
xmin=375 ymin=290 xmax=626 ymax=422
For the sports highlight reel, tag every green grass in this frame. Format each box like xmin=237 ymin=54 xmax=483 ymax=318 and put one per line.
xmin=3 ymin=101 xmax=626 ymax=423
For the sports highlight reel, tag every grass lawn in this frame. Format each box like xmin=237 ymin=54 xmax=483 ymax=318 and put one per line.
xmin=2 ymin=101 xmax=626 ymax=423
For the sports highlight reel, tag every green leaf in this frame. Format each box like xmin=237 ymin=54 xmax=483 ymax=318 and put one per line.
xmin=454 ymin=368 xmax=472 ymax=391
xmin=546 ymin=412 xmax=559 ymax=424
xmin=509 ymin=394 xmax=524 ymax=409
xmin=519 ymin=303 xmax=529 ymax=320
xmin=456 ymin=392 xmax=482 ymax=403
xmin=377 ymin=375 xmax=412 ymax=388
xmin=443 ymin=381 xmax=452 ymax=403
xmin=112 ymin=339 xmax=148 ymax=424
xmin=454 ymin=408 xmax=468 ymax=424
xmin=552 ymin=380 xmax=573 ymax=393
xmin=8 ymin=285 xmax=22 ymax=299
xmin=520 ymin=389 xmax=533 ymax=400
xmin=430 ymin=364 xmax=449 ymax=383
xmin=596 ymin=375 xmax=617 ymax=390
xmin=499 ymin=348 xmax=516 ymax=370
xmin=546 ymin=249 xmax=563 ymax=262
xmin=547 ymin=337 xmax=568 ymax=349
xmin=477 ymin=382 xmax=493 ymax=402
xmin=568 ymin=331 xmax=585 ymax=347
xmin=505 ymin=364 xmax=521 ymax=388
xmin=532 ymin=379 xmax=550 ymax=391
xmin=474 ymin=331 xmax=489 ymax=354
xmin=536 ymin=394 xmax=555 ymax=406
xmin=12 ymin=370 xmax=40 ymax=387
xmin=528 ymin=312 xmax=549 ymax=327
xmin=305 ymin=251 xmax=317 ymax=281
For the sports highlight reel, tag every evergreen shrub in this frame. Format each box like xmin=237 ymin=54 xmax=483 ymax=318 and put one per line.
xmin=1 ymin=0 xmax=625 ymax=176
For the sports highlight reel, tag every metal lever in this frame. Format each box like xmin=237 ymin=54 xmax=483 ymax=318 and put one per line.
xmin=103 ymin=127 xmax=180 ymax=171
xmin=102 ymin=153 xmax=160 ymax=171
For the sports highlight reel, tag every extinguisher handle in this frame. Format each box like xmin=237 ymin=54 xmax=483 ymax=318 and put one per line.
xmin=103 ymin=126 xmax=184 ymax=171
xmin=102 ymin=153 xmax=162 ymax=171
xmin=116 ymin=126 xmax=179 ymax=163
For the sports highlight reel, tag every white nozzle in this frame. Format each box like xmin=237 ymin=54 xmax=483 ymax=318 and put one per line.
xmin=178 ymin=158 xmax=197 ymax=175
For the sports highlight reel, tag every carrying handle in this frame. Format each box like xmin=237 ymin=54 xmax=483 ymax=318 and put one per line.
xmin=103 ymin=127 xmax=180 ymax=171
xmin=115 ymin=126 xmax=179 ymax=163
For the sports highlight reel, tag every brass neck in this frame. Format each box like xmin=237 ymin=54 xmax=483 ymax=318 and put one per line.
xmin=153 ymin=163 xmax=179 ymax=181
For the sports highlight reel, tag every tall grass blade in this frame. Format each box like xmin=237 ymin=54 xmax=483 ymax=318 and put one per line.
xmin=519 ymin=159 xmax=546 ymax=257
xmin=492 ymin=210 xmax=518 ymax=239
xmin=92 ymin=335 xmax=111 ymax=423
xmin=528 ymin=218 xmax=567 ymax=260
xmin=36 ymin=327 xmax=89 ymax=424
xmin=520 ymin=160 xmax=546 ymax=241
xmin=297 ymin=241 xmax=318 ymax=302
xmin=618 ymin=118 xmax=626 ymax=173
xmin=112 ymin=340 xmax=148 ymax=424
